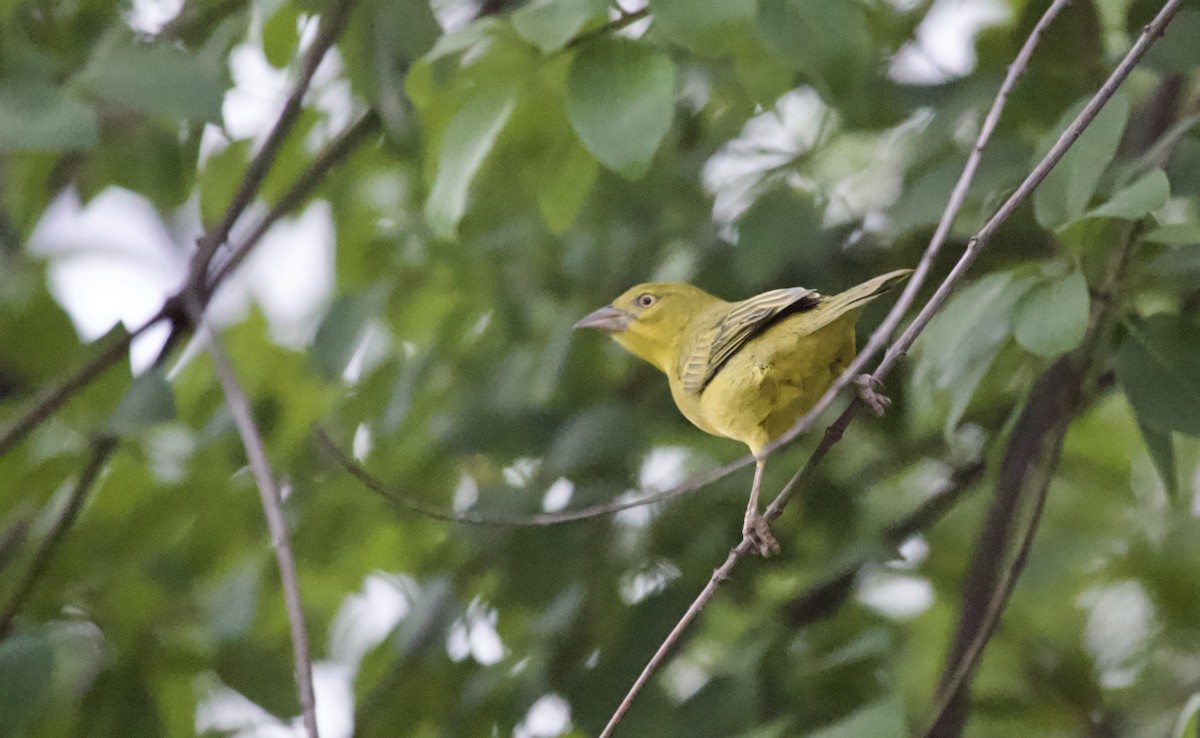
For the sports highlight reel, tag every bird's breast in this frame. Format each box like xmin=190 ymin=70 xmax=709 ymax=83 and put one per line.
xmin=669 ymin=312 xmax=859 ymax=453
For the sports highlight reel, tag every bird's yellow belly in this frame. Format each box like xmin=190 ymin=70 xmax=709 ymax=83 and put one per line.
xmin=673 ymin=313 xmax=858 ymax=455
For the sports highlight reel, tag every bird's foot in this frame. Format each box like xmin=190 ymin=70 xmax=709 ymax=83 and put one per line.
xmin=743 ymin=512 xmax=780 ymax=557
xmin=854 ymin=374 xmax=891 ymax=417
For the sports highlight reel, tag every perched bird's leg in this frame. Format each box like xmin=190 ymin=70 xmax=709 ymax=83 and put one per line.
xmin=854 ymin=374 xmax=891 ymax=417
xmin=743 ymin=458 xmax=780 ymax=557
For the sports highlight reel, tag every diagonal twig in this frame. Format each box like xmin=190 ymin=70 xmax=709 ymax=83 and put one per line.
xmin=873 ymin=0 xmax=1183 ymax=386
xmin=314 ymin=426 xmax=728 ymax=526
xmin=0 ymin=436 xmax=118 ymax=638
xmin=0 ymin=313 xmax=167 ymax=459
xmin=183 ymin=294 xmax=319 ymax=738
xmin=190 ymin=0 xmax=360 ymax=280
xmin=207 ymin=110 xmax=382 ymax=292
xmin=564 ymin=7 xmax=651 ymax=50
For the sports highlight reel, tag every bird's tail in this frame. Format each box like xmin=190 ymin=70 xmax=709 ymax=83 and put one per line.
xmin=804 ymin=269 xmax=912 ymax=333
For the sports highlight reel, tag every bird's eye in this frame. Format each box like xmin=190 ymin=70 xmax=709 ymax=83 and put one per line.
xmin=637 ymin=293 xmax=656 ymax=308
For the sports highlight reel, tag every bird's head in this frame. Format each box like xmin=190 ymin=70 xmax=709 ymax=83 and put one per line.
xmin=575 ymin=282 xmax=719 ymax=373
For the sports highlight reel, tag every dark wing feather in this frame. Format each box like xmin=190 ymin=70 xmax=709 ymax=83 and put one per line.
xmin=678 ymin=287 xmax=820 ymax=395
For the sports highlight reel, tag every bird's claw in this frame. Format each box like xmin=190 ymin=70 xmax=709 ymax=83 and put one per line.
xmin=854 ymin=374 xmax=891 ymax=417
xmin=743 ymin=512 xmax=780 ymax=557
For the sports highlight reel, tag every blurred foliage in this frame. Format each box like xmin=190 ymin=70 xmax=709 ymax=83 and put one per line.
xmin=1 ymin=0 xmax=1200 ymax=736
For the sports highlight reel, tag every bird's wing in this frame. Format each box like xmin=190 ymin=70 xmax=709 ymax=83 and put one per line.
xmin=678 ymin=287 xmax=821 ymax=395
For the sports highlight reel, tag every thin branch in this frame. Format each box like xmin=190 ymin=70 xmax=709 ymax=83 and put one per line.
xmin=0 ymin=311 xmax=167 ymax=459
xmin=190 ymin=0 xmax=360 ymax=278
xmin=564 ymin=7 xmax=650 ymax=49
xmin=153 ymin=109 xmax=381 ymax=373
xmin=599 ymin=2 xmax=1186 ymax=732
xmin=598 ymin=415 xmax=848 ymax=738
xmin=315 ymin=426 xmax=728 ymax=526
xmin=184 ymin=295 xmax=319 ymax=738
xmin=207 ymin=110 xmax=382 ymax=292
xmin=922 ymin=412 xmax=1068 ymax=736
xmin=924 ymin=358 xmax=1081 ymax=736
xmin=0 ymin=436 xmax=118 ymax=639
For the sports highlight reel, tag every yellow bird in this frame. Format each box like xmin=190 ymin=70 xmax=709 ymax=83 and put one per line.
xmin=575 ymin=269 xmax=910 ymax=555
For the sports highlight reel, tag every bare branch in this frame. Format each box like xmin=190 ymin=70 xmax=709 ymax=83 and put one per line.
xmin=0 ymin=436 xmax=118 ymax=639
xmin=183 ymin=296 xmax=319 ymax=738
xmin=565 ymin=8 xmax=650 ymax=50
xmin=207 ymin=110 xmax=382 ymax=292
xmin=0 ymin=311 xmax=167 ymax=459
xmin=924 ymin=358 xmax=1081 ymax=736
xmin=315 ymin=426 xmax=727 ymax=526
xmin=190 ymin=0 xmax=360 ymax=278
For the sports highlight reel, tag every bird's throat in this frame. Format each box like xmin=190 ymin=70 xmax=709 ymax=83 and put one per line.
xmin=611 ymin=327 xmax=678 ymax=376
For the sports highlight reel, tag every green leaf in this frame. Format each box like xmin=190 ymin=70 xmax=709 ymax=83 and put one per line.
xmin=546 ymin=404 xmax=642 ymax=475
xmin=806 ymin=697 xmax=906 ymax=738
xmin=1166 ymin=134 xmax=1200 ymax=197
xmin=0 ymin=83 xmax=97 ymax=152
xmin=77 ymin=667 xmax=164 ymax=738
xmin=1137 ymin=420 xmax=1178 ymax=499
xmin=566 ymin=39 xmax=675 ymax=179
xmin=424 ymin=84 xmax=520 ymax=240
xmin=536 ymin=138 xmax=599 ymax=235
xmin=1034 ymin=94 xmax=1130 ymax=230
xmin=1012 ymin=270 xmax=1090 ymax=357
xmin=374 ymin=0 xmax=441 ymax=62
xmin=74 ymin=41 xmax=225 ymax=123
xmin=424 ymin=17 xmax=505 ymax=65
xmin=1145 ymin=222 xmax=1200 ymax=245
xmin=912 ymin=271 xmax=1034 ymax=435
xmin=1073 ymin=168 xmax=1169 ymax=225
xmin=1116 ymin=315 xmax=1200 ymax=436
xmin=106 ymin=368 xmax=176 ymax=436
xmin=734 ymin=187 xmax=829 ymax=286
xmin=310 ymin=285 xmax=390 ymax=381
xmin=650 ymin=0 xmax=756 ymax=51
xmin=198 ymin=138 xmax=251 ymax=226
xmin=0 ymin=631 xmax=54 ymax=735
xmin=1172 ymin=692 xmax=1200 ymax=738
xmin=1145 ymin=9 xmax=1200 ymax=73
xmin=512 ymin=0 xmax=608 ymax=53
xmin=756 ymin=0 xmax=871 ymax=94
xmin=1150 ymin=245 xmax=1200 ymax=278
xmin=208 ymin=560 xmax=263 ymax=642
xmin=262 ymin=4 xmax=301 ymax=68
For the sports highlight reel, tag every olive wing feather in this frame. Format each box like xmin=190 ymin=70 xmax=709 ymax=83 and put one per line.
xmin=678 ymin=287 xmax=821 ymax=395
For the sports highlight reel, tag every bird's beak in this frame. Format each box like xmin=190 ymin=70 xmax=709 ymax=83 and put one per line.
xmin=574 ymin=305 xmax=630 ymax=332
